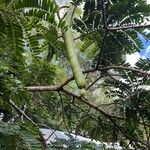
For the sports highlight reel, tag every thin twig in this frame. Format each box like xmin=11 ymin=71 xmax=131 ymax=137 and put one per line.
xmin=73 ymin=24 xmax=150 ymax=41
xmin=10 ymin=100 xmax=36 ymax=125
xmin=96 ymin=102 xmax=119 ymax=107
xmin=73 ymin=103 xmax=102 ymax=140
xmin=101 ymin=0 xmax=108 ymax=30
xmin=73 ymin=103 xmax=97 ymax=122
xmin=96 ymin=31 xmax=108 ymax=69
xmin=108 ymin=24 xmax=150 ymax=31
xmin=45 ymin=121 xmax=63 ymax=142
xmin=21 ymin=104 xmax=27 ymax=123
xmin=58 ymin=91 xmax=70 ymax=133
xmin=86 ymin=75 xmax=103 ymax=90
xmin=141 ymin=116 xmax=150 ymax=149
xmin=9 ymin=100 xmax=48 ymax=149
xmin=99 ymin=65 xmax=150 ymax=76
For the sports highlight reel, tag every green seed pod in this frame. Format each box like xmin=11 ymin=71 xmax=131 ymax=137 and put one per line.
xmin=64 ymin=3 xmax=86 ymax=89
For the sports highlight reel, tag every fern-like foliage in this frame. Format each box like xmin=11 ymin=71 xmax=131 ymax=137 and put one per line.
xmin=14 ymin=0 xmax=57 ymax=23
xmin=77 ymin=32 xmax=100 ymax=59
xmin=104 ymin=59 xmax=150 ymax=147
xmin=0 ymin=122 xmax=45 ymax=149
xmin=0 ymin=0 xmax=59 ymax=148
xmin=0 ymin=0 xmax=150 ymax=149
xmin=74 ymin=0 xmax=150 ymax=65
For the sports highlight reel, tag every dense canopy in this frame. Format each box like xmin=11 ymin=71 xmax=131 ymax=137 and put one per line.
xmin=0 ymin=0 xmax=150 ymax=149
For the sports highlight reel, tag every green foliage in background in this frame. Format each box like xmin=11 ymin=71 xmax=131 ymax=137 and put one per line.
xmin=0 ymin=0 xmax=149 ymax=149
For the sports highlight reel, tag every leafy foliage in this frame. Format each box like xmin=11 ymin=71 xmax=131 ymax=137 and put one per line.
xmin=0 ymin=0 xmax=149 ymax=149
xmin=0 ymin=122 xmax=45 ymax=149
xmin=49 ymin=135 xmax=103 ymax=150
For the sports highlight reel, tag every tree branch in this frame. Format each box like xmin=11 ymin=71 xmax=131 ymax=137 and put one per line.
xmin=86 ymin=75 xmax=103 ymax=90
xmin=58 ymin=91 xmax=70 ymax=133
xmin=9 ymin=100 xmax=48 ymax=149
xmin=74 ymin=23 xmax=150 ymax=41
xmin=96 ymin=31 xmax=108 ymax=69
xmin=100 ymin=65 xmax=150 ymax=76
xmin=27 ymin=85 xmax=60 ymax=92
xmin=45 ymin=121 xmax=63 ymax=142
xmin=101 ymin=0 xmax=107 ymax=30
xmin=26 ymin=82 xmax=149 ymax=146
xmin=61 ymin=89 xmax=146 ymax=146
xmin=108 ymin=24 xmax=150 ymax=31
xmin=27 ymin=65 xmax=150 ymax=92
xmin=61 ymin=88 xmax=123 ymax=120
xmin=27 ymin=68 xmax=96 ymax=92
xmin=10 ymin=100 xmax=36 ymax=126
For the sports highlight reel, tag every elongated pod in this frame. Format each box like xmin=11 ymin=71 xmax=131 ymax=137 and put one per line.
xmin=64 ymin=2 xmax=86 ymax=92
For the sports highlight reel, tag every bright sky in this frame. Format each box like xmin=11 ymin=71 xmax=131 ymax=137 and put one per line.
xmin=126 ymin=0 xmax=150 ymax=66
xmin=126 ymin=33 xmax=150 ymax=67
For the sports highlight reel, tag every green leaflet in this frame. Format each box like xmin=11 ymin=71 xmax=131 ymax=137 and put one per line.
xmin=64 ymin=3 xmax=86 ymax=91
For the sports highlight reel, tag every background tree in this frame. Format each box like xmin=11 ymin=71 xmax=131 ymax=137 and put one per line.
xmin=0 ymin=0 xmax=150 ymax=149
